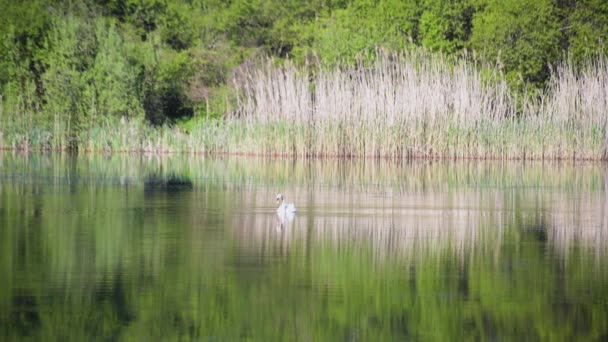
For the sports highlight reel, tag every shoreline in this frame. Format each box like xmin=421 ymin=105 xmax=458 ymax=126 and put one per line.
xmin=1 ymin=145 xmax=605 ymax=162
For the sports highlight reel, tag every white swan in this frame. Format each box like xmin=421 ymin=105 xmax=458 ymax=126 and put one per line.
xmin=276 ymin=193 xmax=296 ymax=216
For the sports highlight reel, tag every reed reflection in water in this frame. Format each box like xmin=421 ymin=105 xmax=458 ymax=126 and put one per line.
xmin=1 ymin=153 xmax=607 ymax=340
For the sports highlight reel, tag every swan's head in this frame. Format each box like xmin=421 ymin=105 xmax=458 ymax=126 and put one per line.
xmin=275 ymin=193 xmax=284 ymax=204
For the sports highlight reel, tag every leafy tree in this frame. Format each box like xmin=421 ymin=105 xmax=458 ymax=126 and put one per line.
xmin=564 ymin=0 xmax=608 ymax=64
xmin=83 ymin=21 xmax=144 ymax=122
xmin=142 ymin=44 xmax=194 ymax=124
xmin=312 ymin=0 xmax=421 ymax=64
xmin=159 ymin=2 xmax=196 ymax=50
xmin=419 ymin=0 xmax=474 ymax=54
xmin=41 ymin=16 xmax=96 ymax=147
xmin=0 ymin=0 xmax=51 ymax=100
xmin=127 ymin=0 xmax=168 ymax=39
xmin=469 ymin=0 xmax=561 ymax=88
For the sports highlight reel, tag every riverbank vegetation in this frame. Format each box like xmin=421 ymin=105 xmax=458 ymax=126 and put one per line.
xmin=1 ymin=0 xmax=608 ymax=159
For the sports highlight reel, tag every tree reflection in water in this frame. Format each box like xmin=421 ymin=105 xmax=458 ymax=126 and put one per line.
xmin=1 ymin=153 xmax=607 ymax=340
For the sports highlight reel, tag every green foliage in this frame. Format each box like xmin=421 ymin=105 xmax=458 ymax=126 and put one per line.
xmin=85 ymin=20 xmax=144 ymax=121
xmin=41 ymin=16 xmax=95 ymax=147
xmin=0 ymin=0 xmax=51 ymax=119
xmin=160 ymin=2 xmax=196 ymax=50
xmin=142 ymin=44 xmax=194 ymax=124
xmin=1 ymin=0 xmax=608 ymax=150
xmin=222 ymin=0 xmax=276 ymax=48
xmin=126 ymin=0 xmax=168 ymax=37
xmin=469 ymin=0 xmax=561 ymax=88
xmin=312 ymin=0 xmax=420 ymax=64
xmin=565 ymin=0 xmax=608 ymax=64
xmin=419 ymin=0 xmax=474 ymax=54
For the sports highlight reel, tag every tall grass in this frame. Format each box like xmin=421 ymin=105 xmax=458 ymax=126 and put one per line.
xmin=229 ymin=50 xmax=608 ymax=159
xmin=1 ymin=50 xmax=607 ymax=159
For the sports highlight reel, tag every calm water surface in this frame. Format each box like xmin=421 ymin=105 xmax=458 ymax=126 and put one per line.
xmin=1 ymin=153 xmax=607 ymax=340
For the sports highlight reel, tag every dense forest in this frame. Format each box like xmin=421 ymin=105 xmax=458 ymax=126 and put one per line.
xmin=1 ymin=0 xmax=607 ymax=155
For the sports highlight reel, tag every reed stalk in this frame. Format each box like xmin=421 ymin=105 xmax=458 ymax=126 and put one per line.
xmin=226 ymin=51 xmax=607 ymax=160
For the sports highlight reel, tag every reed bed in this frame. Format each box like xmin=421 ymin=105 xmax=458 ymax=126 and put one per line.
xmin=1 ymin=50 xmax=607 ymax=159
xmin=229 ymin=50 xmax=608 ymax=160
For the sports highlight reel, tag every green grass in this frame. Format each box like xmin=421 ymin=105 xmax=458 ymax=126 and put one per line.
xmin=1 ymin=116 xmax=604 ymax=160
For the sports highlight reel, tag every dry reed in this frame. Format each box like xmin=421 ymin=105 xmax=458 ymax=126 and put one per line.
xmin=228 ymin=50 xmax=608 ymax=160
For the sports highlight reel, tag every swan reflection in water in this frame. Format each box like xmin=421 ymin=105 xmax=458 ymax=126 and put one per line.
xmin=275 ymin=193 xmax=296 ymax=230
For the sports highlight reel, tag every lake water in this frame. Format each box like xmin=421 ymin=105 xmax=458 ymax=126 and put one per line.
xmin=1 ymin=153 xmax=607 ymax=340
